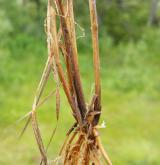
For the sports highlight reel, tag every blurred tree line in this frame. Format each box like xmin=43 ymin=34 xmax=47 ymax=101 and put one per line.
xmin=1 ymin=0 xmax=160 ymax=92
xmin=0 ymin=0 xmax=160 ymax=46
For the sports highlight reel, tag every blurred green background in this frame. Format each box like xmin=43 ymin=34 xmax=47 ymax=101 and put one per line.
xmin=0 ymin=0 xmax=160 ymax=164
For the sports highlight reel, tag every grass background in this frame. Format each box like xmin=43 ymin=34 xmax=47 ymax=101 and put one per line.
xmin=0 ymin=1 xmax=160 ymax=164
xmin=0 ymin=29 xmax=160 ymax=164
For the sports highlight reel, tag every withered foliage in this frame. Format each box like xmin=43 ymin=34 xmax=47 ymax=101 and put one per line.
xmin=23 ymin=0 xmax=112 ymax=164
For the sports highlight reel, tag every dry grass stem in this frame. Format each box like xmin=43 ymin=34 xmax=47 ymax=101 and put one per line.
xmin=24 ymin=0 xmax=112 ymax=164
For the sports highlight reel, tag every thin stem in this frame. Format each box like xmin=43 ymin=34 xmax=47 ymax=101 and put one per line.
xmin=89 ymin=0 xmax=101 ymax=125
xmin=93 ymin=129 xmax=112 ymax=165
xmin=50 ymin=6 xmax=82 ymax=125
xmin=55 ymin=0 xmax=87 ymax=120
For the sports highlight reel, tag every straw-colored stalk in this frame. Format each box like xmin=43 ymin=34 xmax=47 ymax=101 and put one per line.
xmin=22 ymin=0 xmax=112 ymax=164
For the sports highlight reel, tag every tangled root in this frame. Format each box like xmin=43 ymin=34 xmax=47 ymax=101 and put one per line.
xmin=56 ymin=124 xmax=112 ymax=165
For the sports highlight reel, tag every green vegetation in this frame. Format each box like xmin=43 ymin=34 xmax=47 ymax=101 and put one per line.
xmin=0 ymin=0 xmax=160 ymax=164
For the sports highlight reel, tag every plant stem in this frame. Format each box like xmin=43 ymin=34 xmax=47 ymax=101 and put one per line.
xmin=89 ymin=0 xmax=101 ymax=125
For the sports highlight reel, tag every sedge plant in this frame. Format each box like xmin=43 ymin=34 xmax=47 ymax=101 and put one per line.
xmin=22 ymin=0 xmax=112 ymax=164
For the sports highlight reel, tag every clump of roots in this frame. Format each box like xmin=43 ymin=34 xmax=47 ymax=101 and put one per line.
xmin=58 ymin=125 xmax=112 ymax=165
xmin=56 ymin=99 xmax=112 ymax=165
